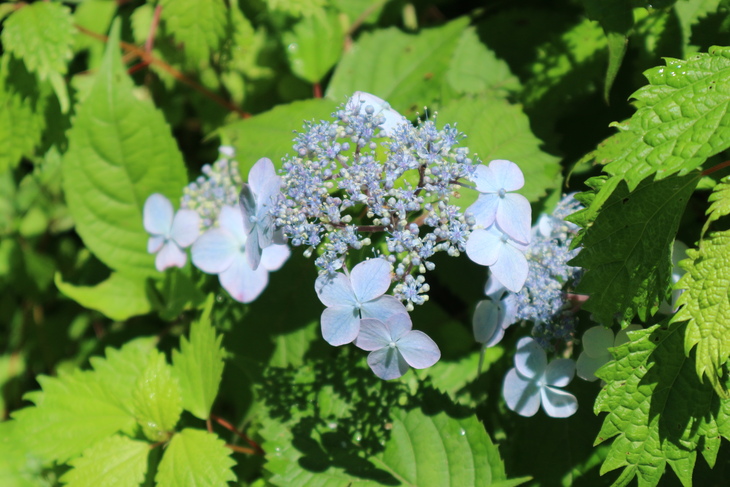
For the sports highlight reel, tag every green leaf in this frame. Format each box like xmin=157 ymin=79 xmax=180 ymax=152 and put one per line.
xmin=60 ymin=435 xmax=149 ymax=487
xmin=55 ymin=272 xmax=152 ymax=321
xmin=436 ymin=94 xmax=562 ymax=204
xmin=446 ymin=27 xmax=520 ymax=96
xmin=159 ymin=0 xmax=228 ymax=66
xmin=89 ymin=338 xmax=158 ymax=418
xmin=674 ymin=230 xmax=730 ymax=395
xmin=599 ymin=47 xmax=730 ymax=191
xmin=704 ymin=175 xmax=730 ymax=233
xmin=61 ymin=20 xmax=188 ymax=278
xmin=284 ymin=10 xmax=344 ymax=84
xmin=220 ymin=98 xmax=337 ymax=175
xmin=172 ymin=295 xmax=225 ymax=420
xmin=73 ymin=0 xmax=118 ymax=70
xmin=155 ymin=429 xmax=236 ymax=486
xmin=326 ymin=17 xmax=470 ymax=115
xmin=595 ymin=322 xmax=723 ymax=487
xmin=265 ymin=0 xmax=327 ymax=17
xmin=513 ymin=17 xmax=607 ymax=114
xmin=571 ymin=173 xmax=698 ymax=325
xmin=262 ymin=405 xmax=514 ymax=486
xmin=0 ymin=420 xmax=46 ymax=487
xmin=150 ymin=267 xmax=207 ymax=321
xmin=579 ymin=0 xmax=633 ymax=100
xmin=130 ymin=350 xmax=182 ymax=442
xmin=0 ymin=55 xmax=49 ymax=174
xmin=1 ymin=2 xmax=74 ymax=80
xmin=11 ymin=370 xmax=137 ymax=464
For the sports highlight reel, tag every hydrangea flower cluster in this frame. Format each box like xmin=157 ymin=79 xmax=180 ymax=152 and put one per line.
xmin=143 ymin=93 xmax=539 ymax=383
xmin=273 ymin=92 xmax=531 ymax=311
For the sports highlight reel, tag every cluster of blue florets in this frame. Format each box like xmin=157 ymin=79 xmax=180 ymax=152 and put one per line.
xmin=274 ymin=97 xmax=478 ymax=309
xmin=516 ymin=195 xmax=583 ymax=349
xmin=180 ymin=148 xmax=242 ymax=231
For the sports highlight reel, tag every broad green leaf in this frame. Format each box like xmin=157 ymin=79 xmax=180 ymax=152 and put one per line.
xmin=326 ymin=17 xmax=470 ymax=115
xmin=155 ymin=429 xmax=236 ymax=486
xmin=55 ymin=272 xmax=152 ymax=321
xmin=704 ymin=175 xmax=730 ymax=233
xmin=595 ymin=322 xmax=723 ymax=487
xmin=11 ymin=370 xmax=137 ymax=464
xmin=446 ymin=27 xmax=520 ymax=96
xmin=436 ymin=95 xmax=562 ymax=204
xmin=60 ymin=435 xmax=149 ymax=487
xmin=262 ymin=405 xmax=517 ymax=486
xmin=1 ymin=2 xmax=74 ymax=80
xmin=159 ymin=0 xmax=228 ymax=66
xmin=0 ymin=55 xmax=48 ymax=174
xmin=172 ymin=295 xmax=225 ymax=420
xmin=89 ymin=338 xmax=158 ymax=417
xmin=599 ymin=47 xmax=730 ymax=190
xmin=571 ymin=173 xmax=698 ymax=325
xmin=284 ymin=10 xmax=344 ymax=84
xmin=674 ymin=230 xmax=730 ymax=395
xmin=130 ymin=350 xmax=182 ymax=442
xmin=62 ymin=20 xmax=188 ymax=278
xmin=220 ymin=98 xmax=337 ymax=174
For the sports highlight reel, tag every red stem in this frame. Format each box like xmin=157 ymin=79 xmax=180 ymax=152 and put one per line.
xmin=702 ymin=159 xmax=730 ymax=177
xmin=210 ymin=413 xmax=264 ymax=455
xmin=75 ymin=24 xmax=249 ymax=118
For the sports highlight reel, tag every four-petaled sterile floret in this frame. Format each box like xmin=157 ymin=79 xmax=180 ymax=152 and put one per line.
xmin=502 ymin=337 xmax=578 ymax=418
xmin=355 ymin=312 xmax=440 ymax=380
xmin=143 ymin=193 xmax=200 ymax=272
xmin=314 ymin=258 xmax=405 ymax=346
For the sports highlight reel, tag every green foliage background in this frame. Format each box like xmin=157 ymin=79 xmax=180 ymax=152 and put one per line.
xmin=1 ymin=0 xmax=730 ymax=486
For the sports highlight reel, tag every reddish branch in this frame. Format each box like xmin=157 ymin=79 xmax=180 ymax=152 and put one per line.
xmin=74 ymin=24 xmax=248 ymax=118
xmin=210 ymin=413 xmax=264 ymax=455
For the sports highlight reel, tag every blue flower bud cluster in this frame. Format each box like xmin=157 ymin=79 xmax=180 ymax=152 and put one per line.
xmin=180 ymin=147 xmax=243 ymax=231
xmin=274 ymin=97 xmax=479 ymax=310
xmin=516 ymin=194 xmax=583 ymax=350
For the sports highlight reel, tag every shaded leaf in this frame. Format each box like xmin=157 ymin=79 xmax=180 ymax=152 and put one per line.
xmin=571 ymin=174 xmax=698 ymax=325
xmin=595 ymin=322 xmax=723 ymax=487
xmin=159 ymin=0 xmax=228 ymax=66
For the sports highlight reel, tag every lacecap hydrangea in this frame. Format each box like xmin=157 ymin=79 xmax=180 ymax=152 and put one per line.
xmin=144 ymin=92 xmax=535 ymax=382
